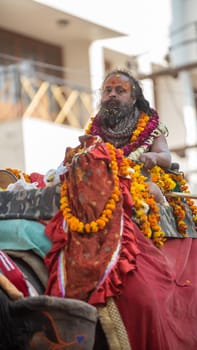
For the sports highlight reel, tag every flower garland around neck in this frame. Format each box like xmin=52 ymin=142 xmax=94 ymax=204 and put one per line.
xmin=60 ymin=142 xmax=121 ymax=234
xmin=85 ymin=109 xmax=163 ymax=161
xmin=149 ymin=166 xmax=197 ymax=236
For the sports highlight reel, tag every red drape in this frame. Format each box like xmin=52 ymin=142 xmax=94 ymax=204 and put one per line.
xmin=114 ymin=225 xmax=197 ymax=350
xmin=44 ymin=137 xmax=197 ymax=349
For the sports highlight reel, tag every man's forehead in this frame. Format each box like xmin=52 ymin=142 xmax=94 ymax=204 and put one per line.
xmin=103 ymin=74 xmax=131 ymax=89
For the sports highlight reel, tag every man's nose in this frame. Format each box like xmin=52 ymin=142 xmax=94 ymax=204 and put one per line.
xmin=108 ymin=89 xmax=117 ymax=97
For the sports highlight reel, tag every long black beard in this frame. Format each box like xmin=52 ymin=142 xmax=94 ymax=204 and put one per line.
xmin=97 ymin=99 xmax=140 ymax=148
xmin=98 ymin=99 xmax=134 ymax=130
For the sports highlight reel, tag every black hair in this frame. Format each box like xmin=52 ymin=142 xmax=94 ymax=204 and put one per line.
xmin=103 ymin=69 xmax=153 ymax=115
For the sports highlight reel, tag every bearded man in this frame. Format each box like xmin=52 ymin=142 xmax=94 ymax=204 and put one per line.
xmin=94 ymin=70 xmax=171 ymax=168
xmin=45 ymin=70 xmax=197 ymax=350
xmin=87 ymin=70 xmax=171 ymax=204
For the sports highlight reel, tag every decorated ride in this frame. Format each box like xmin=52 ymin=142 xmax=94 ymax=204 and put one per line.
xmin=0 ymin=135 xmax=197 ymax=350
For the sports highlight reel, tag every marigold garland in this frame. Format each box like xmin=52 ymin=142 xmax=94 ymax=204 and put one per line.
xmin=149 ymin=166 xmax=197 ymax=236
xmin=167 ymin=172 xmax=197 ymax=234
xmin=129 ymin=162 xmax=166 ymax=246
xmin=60 ymin=143 xmax=167 ymax=246
xmin=60 ymin=130 xmax=197 ymax=243
xmin=5 ymin=168 xmax=31 ymax=183
xmin=85 ymin=109 xmax=162 ymax=160
xmin=130 ymin=114 xmax=150 ymax=143
xmin=69 ymin=110 xmax=197 ymax=241
xmin=60 ymin=142 xmax=121 ymax=234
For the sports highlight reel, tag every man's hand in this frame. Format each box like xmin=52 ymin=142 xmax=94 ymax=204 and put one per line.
xmin=139 ymin=152 xmax=158 ymax=169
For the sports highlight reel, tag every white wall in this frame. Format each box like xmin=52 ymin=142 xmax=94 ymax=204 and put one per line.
xmin=0 ymin=117 xmax=83 ymax=175
xmin=0 ymin=120 xmax=25 ymax=170
xmin=63 ymin=40 xmax=91 ymax=88
xmin=23 ymin=117 xmax=83 ymax=174
xmin=156 ymin=75 xmax=186 ymax=150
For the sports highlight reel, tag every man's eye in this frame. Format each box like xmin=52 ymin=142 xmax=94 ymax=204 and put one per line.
xmin=116 ymin=87 xmax=125 ymax=94
xmin=103 ymin=87 xmax=112 ymax=94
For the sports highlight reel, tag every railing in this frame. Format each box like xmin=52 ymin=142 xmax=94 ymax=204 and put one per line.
xmin=0 ymin=59 xmax=94 ymax=129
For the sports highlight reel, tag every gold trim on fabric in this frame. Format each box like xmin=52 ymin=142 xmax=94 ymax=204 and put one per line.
xmin=97 ymin=297 xmax=131 ymax=350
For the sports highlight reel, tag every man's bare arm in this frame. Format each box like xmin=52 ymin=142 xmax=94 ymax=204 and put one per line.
xmin=139 ymin=135 xmax=172 ymax=169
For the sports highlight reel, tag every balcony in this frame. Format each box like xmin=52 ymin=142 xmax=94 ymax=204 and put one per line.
xmin=0 ymin=57 xmax=93 ymax=129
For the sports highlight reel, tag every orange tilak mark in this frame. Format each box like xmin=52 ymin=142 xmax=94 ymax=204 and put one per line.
xmin=103 ymin=77 xmax=131 ymax=91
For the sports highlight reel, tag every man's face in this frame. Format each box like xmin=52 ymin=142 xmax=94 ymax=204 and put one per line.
xmin=99 ymin=74 xmax=136 ymax=127
xmin=101 ymin=74 xmax=135 ymax=106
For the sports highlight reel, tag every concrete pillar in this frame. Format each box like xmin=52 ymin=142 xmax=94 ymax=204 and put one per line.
xmin=137 ymin=55 xmax=155 ymax=108
xmin=89 ymin=41 xmax=105 ymax=112
xmin=170 ymin=0 xmax=197 ymax=190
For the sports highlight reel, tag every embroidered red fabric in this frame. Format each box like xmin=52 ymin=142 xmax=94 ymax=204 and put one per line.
xmin=45 ymin=139 xmax=139 ymax=300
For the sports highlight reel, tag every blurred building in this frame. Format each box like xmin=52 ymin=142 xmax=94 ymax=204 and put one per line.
xmin=157 ymin=0 xmax=197 ymax=193
xmin=0 ymin=0 xmax=130 ymax=172
xmin=0 ymin=0 xmax=197 ymax=194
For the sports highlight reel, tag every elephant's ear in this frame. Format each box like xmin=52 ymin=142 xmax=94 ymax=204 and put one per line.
xmin=12 ymin=295 xmax=98 ymax=350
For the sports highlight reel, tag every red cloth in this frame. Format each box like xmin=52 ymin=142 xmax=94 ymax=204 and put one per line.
xmin=114 ymin=226 xmax=197 ymax=350
xmin=45 ymin=209 xmax=139 ymax=300
xmin=44 ymin=137 xmax=197 ymax=349
xmin=30 ymin=172 xmax=46 ymax=188
xmin=44 ymin=211 xmax=68 ymax=297
xmin=0 ymin=251 xmax=29 ymax=296
xmin=45 ymin=140 xmax=139 ymax=300
xmin=45 ymin=213 xmax=197 ymax=349
xmin=88 ymin=211 xmax=139 ymax=304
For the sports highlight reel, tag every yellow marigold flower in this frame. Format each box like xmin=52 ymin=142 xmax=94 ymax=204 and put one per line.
xmin=104 ymin=209 xmax=113 ymax=218
xmin=106 ymin=203 xmax=115 ymax=210
xmin=90 ymin=221 xmax=98 ymax=232
xmin=78 ymin=222 xmax=84 ymax=232
xmin=84 ymin=223 xmax=91 ymax=233
xmin=96 ymin=219 xmax=107 ymax=229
